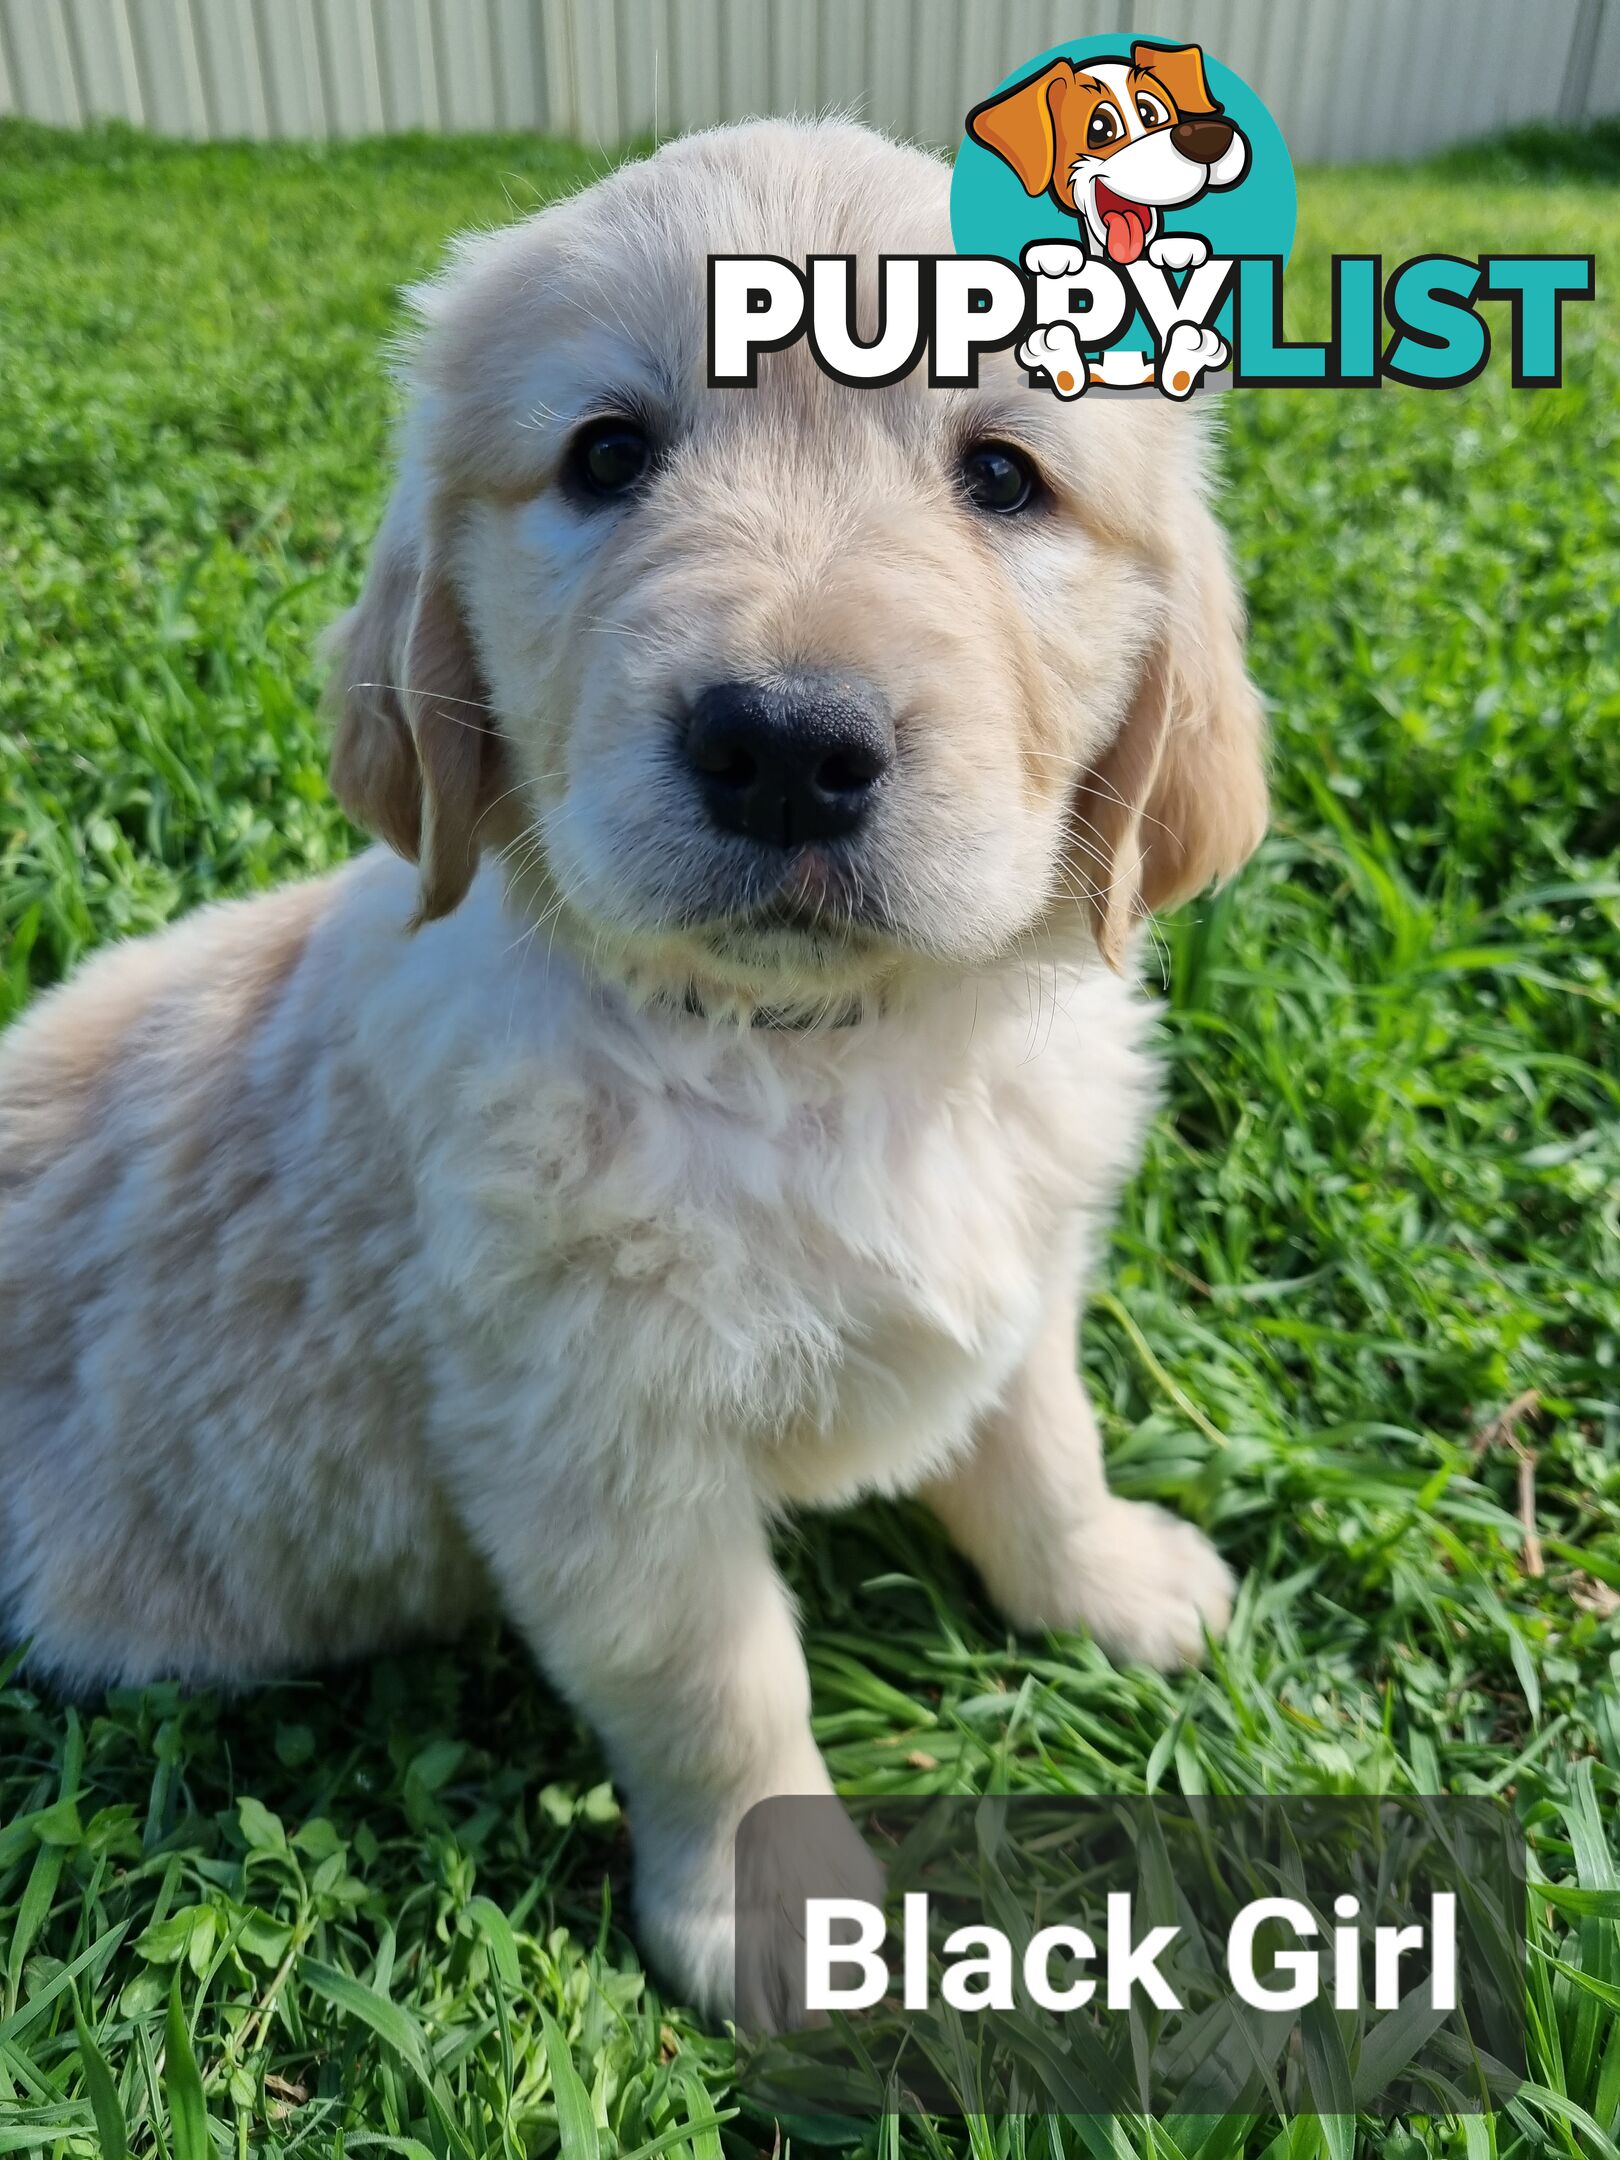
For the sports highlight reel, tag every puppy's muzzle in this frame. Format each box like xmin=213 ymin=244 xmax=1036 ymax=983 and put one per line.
xmin=1171 ymin=117 xmax=1236 ymax=164
xmin=683 ymin=672 xmax=894 ymax=849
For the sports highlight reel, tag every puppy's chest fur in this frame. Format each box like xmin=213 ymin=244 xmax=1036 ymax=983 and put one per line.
xmin=410 ymin=944 xmax=1155 ymax=1510
xmin=0 ymin=859 xmax=1156 ymax=1686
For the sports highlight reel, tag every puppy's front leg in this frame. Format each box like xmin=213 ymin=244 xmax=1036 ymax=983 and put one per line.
xmin=921 ymin=1288 xmax=1234 ymax=1669
xmin=489 ymin=1481 xmax=878 ymax=2020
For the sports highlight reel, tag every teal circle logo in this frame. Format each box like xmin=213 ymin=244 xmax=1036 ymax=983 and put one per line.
xmin=951 ymin=36 xmax=1295 ymax=363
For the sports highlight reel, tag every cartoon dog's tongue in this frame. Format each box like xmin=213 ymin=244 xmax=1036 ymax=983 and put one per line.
xmin=1096 ymin=185 xmax=1150 ymax=265
xmin=1102 ymin=205 xmax=1148 ymax=263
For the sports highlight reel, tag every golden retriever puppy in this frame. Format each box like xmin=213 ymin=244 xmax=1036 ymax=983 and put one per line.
xmin=0 ymin=118 xmax=1265 ymax=2017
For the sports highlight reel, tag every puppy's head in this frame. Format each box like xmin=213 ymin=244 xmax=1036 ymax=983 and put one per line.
xmin=968 ymin=46 xmax=1250 ymax=265
xmin=327 ymin=119 xmax=1265 ymax=1016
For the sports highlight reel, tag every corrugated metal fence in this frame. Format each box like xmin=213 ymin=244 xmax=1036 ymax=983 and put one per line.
xmin=1 ymin=0 xmax=1616 ymax=162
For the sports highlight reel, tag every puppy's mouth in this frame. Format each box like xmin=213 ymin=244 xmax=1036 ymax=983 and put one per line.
xmin=1093 ymin=179 xmax=1157 ymax=265
xmin=689 ymin=848 xmax=889 ymax=958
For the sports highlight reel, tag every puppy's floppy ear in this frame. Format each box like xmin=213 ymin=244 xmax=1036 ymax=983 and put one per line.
xmin=325 ymin=466 xmax=504 ymax=924
xmin=967 ymin=60 xmax=1077 ymax=197
xmin=1073 ymin=502 xmax=1267 ymax=968
xmin=1132 ymin=41 xmax=1220 ymax=117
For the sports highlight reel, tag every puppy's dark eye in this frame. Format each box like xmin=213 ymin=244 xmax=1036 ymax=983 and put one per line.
xmin=959 ymin=441 xmax=1039 ymax=516
xmin=566 ymin=417 xmax=653 ymax=500
xmin=1135 ymin=92 xmax=1169 ymax=128
xmin=1087 ymin=106 xmax=1120 ymax=148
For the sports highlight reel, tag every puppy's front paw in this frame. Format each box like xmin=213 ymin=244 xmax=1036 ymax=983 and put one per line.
xmin=736 ymin=1798 xmax=886 ymax=2034
xmin=997 ymin=1498 xmax=1234 ymax=1670
xmin=1147 ymin=233 xmax=1210 ymax=272
xmin=637 ymin=1797 xmax=885 ymax=2030
xmin=1021 ymin=239 xmax=1089 ymax=280
xmin=639 ymin=1877 xmax=737 ymax=2022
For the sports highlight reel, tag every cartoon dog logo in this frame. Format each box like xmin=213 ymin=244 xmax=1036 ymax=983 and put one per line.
xmin=967 ymin=41 xmax=1249 ymax=396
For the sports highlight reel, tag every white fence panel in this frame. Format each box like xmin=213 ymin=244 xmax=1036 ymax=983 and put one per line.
xmin=126 ymin=0 xmax=208 ymax=133
xmin=610 ymin=0 xmax=661 ymax=139
xmin=317 ymin=0 xmax=385 ymax=135
xmin=817 ymin=0 xmax=870 ymax=118
xmin=1593 ymin=0 xmax=1620 ymax=117
xmin=666 ymin=0 xmax=720 ymax=131
xmin=1 ymin=0 xmax=83 ymax=124
xmin=373 ymin=0 xmax=439 ymax=129
xmin=191 ymin=0 xmax=269 ymax=136
xmin=64 ymin=0 xmax=142 ymax=123
xmin=1 ymin=0 xmax=1615 ymax=154
xmin=256 ymin=0 xmax=327 ymax=134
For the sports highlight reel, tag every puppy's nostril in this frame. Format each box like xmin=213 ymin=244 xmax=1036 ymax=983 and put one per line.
xmin=815 ymin=747 xmax=884 ymax=798
xmin=692 ymin=739 xmax=756 ymax=790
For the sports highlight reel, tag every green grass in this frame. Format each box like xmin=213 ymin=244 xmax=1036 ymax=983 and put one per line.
xmin=1 ymin=115 xmax=1618 ymax=2160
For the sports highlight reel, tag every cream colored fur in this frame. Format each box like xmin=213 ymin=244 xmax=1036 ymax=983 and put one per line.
xmin=0 ymin=119 xmax=1266 ymax=2021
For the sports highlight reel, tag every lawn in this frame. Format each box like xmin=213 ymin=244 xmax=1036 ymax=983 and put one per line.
xmin=1 ymin=114 xmax=1618 ymax=2160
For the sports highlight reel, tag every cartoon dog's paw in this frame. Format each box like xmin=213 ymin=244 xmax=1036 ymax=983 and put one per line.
xmin=1018 ymin=322 xmax=1088 ymax=398
xmin=1159 ymin=320 xmax=1229 ymax=398
xmin=1021 ymin=239 xmax=1089 ymax=281
xmin=1147 ymin=233 xmax=1210 ymax=273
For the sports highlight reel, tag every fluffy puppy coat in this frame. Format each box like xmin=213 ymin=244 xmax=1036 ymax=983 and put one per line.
xmin=0 ymin=119 xmax=1266 ymax=2017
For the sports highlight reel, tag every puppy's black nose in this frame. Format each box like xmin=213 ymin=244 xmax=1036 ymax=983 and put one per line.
xmin=1172 ymin=116 xmax=1235 ymax=163
xmin=683 ymin=674 xmax=894 ymax=848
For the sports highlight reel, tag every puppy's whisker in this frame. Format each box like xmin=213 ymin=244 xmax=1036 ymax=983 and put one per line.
xmin=1065 ymin=812 xmax=1113 ymax=860
xmin=580 ymin=617 xmax=664 ymax=652
xmin=351 ymin=682 xmax=505 ymax=741
xmin=1077 ymin=768 xmax=1183 ymax=844
xmin=1009 ymin=749 xmax=1184 ymax=850
xmin=351 ymin=679 xmax=500 ymax=715
xmin=474 ymin=776 xmax=544 ymax=842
